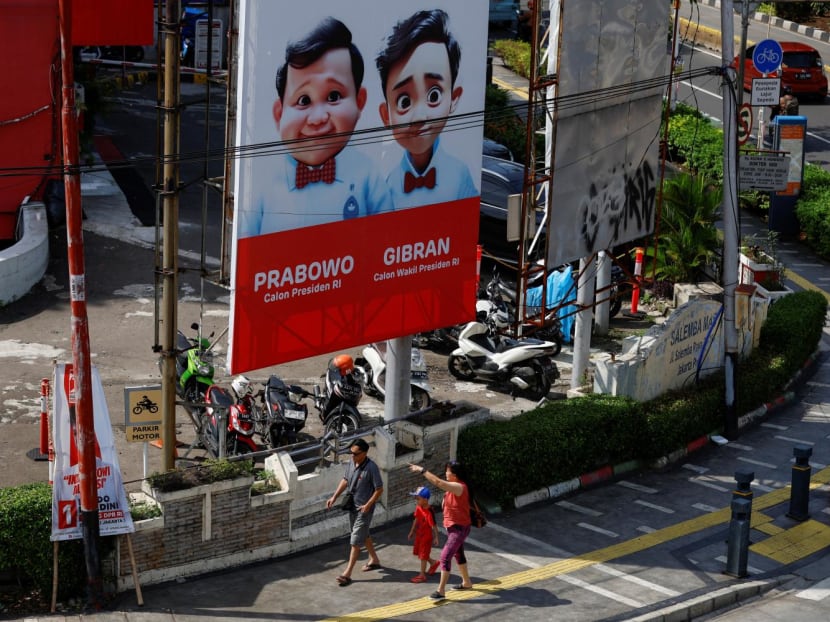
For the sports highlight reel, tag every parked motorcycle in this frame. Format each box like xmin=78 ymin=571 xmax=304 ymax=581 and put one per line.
xmin=413 ymin=324 xmax=464 ymax=352
xmin=306 ymin=355 xmax=363 ymax=436
xmin=354 ymin=342 xmax=432 ymax=411
xmin=607 ymin=264 xmax=631 ymax=318
xmin=480 ymin=271 xmax=565 ymax=354
xmin=200 ymin=381 xmax=258 ymax=458
xmin=77 ymin=45 xmax=145 ymax=63
xmin=164 ymin=322 xmax=215 ymax=414
xmin=447 ymin=321 xmax=560 ymax=401
xmin=253 ymin=374 xmax=309 ymax=448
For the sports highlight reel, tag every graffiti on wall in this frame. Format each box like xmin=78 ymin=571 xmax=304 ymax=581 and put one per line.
xmin=578 ymin=159 xmax=656 ymax=253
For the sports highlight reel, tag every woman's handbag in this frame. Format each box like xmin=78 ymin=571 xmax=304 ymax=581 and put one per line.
xmin=469 ymin=498 xmax=487 ymax=528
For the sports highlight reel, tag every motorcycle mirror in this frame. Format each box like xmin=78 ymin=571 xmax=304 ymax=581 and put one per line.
xmin=191 ymin=322 xmax=199 ymax=331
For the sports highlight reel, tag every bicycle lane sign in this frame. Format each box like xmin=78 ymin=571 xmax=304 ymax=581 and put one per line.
xmin=753 ymin=39 xmax=783 ymax=74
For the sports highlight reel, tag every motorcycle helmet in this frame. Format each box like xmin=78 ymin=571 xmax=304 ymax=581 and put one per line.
xmin=232 ymin=375 xmax=251 ymax=398
xmin=332 ymin=354 xmax=355 ymax=376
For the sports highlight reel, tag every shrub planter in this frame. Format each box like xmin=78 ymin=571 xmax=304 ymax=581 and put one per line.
xmin=116 ymin=402 xmax=490 ymax=592
xmin=739 ymin=251 xmax=780 ymax=287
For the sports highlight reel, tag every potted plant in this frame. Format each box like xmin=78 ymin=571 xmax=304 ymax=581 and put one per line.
xmin=739 ymin=231 xmax=786 ymax=290
xmin=739 ymin=231 xmax=793 ymax=301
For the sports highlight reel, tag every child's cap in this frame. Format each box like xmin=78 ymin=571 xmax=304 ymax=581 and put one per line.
xmin=408 ymin=486 xmax=430 ymax=500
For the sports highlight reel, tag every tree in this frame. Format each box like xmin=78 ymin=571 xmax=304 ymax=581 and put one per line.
xmin=648 ymin=172 xmax=722 ymax=284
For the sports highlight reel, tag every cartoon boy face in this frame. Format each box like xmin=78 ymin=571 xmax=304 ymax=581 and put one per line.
xmin=274 ymin=48 xmax=367 ymax=167
xmin=379 ymin=42 xmax=462 ymax=169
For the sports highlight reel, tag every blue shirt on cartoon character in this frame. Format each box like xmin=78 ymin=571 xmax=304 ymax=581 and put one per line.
xmin=237 ymin=17 xmax=393 ymax=238
xmin=376 ymin=9 xmax=478 ymax=211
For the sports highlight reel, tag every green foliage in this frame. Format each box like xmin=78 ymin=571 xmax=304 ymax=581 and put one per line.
xmin=459 ymin=291 xmax=827 ymax=507
xmin=492 ymin=39 xmax=531 ymax=79
xmin=666 ymin=108 xmax=724 ymax=180
xmin=771 ymin=2 xmax=815 ymax=22
xmin=129 ymin=499 xmax=162 ymax=521
xmin=648 ymin=172 xmax=722 ymax=283
xmin=484 ymin=85 xmax=529 ymax=163
xmin=459 ymin=395 xmax=643 ymax=505
xmin=147 ymin=458 xmax=254 ymax=492
xmin=796 ymin=164 xmax=830 ymax=259
xmin=0 ymin=483 xmax=86 ymax=599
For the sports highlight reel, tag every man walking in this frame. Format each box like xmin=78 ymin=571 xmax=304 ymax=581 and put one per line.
xmin=326 ymin=438 xmax=384 ymax=586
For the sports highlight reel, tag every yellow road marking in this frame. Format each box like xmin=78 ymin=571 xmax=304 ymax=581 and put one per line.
xmin=751 ymin=519 xmax=830 ymax=563
xmin=751 ymin=511 xmax=785 ymax=535
xmin=786 ymin=269 xmax=830 ymax=303
xmin=322 ymin=468 xmax=830 ymax=621
xmin=492 ymin=75 xmax=529 ymax=100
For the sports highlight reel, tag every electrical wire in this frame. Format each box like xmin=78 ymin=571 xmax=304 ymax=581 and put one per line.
xmin=0 ymin=64 xmax=720 ymax=179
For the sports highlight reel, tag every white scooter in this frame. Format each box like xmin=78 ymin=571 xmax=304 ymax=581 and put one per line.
xmin=355 ymin=342 xmax=432 ymax=411
xmin=447 ymin=321 xmax=560 ymax=401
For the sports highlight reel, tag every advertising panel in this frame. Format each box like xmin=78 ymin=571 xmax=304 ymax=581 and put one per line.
xmin=230 ymin=0 xmax=487 ymax=372
xmin=51 ymin=364 xmax=134 ymax=541
xmin=546 ymin=0 xmax=668 ymax=266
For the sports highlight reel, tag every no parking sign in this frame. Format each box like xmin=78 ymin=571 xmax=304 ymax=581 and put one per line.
xmin=737 ymin=103 xmax=753 ymax=145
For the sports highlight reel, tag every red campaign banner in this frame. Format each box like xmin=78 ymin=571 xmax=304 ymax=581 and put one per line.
xmin=71 ymin=0 xmax=154 ymax=46
xmin=229 ymin=199 xmax=479 ymax=373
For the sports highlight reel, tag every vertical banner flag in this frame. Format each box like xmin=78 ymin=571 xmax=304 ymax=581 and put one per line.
xmin=51 ymin=364 xmax=134 ymax=541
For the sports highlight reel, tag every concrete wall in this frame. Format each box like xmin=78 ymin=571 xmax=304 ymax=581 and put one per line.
xmin=118 ymin=403 xmax=489 ymax=591
xmin=0 ymin=202 xmax=48 ymax=305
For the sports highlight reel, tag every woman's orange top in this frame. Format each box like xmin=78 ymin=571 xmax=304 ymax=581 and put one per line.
xmin=442 ymin=481 xmax=471 ymax=528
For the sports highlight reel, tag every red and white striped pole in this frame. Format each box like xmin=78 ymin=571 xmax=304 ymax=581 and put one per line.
xmin=630 ymin=247 xmax=645 ymax=315
xmin=39 ymin=378 xmax=49 ymax=456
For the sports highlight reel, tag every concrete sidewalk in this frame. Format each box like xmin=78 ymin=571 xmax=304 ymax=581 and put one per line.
xmin=24 ymin=339 xmax=830 ymax=622
xmin=11 ymin=18 xmax=830 ymax=622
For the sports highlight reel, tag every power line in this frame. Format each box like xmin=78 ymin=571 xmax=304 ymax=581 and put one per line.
xmin=0 ymin=64 xmax=720 ymax=179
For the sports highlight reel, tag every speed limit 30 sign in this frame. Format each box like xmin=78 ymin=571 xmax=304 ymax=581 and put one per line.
xmin=738 ymin=103 xmax=753 ymax=145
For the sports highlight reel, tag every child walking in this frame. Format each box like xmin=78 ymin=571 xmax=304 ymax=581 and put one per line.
xmin=407 ymin=486 xmax=440 ymax=583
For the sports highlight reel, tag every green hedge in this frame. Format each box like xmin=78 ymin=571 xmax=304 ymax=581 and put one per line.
xmin=796 ymin=164 xmax=830 ymax=259
xmin=459 ymin=290 xmax=828 ymax=506
xmin=491 ymin=39 xmax=531 ymax=79
xmin=665 ymin=104 xmax=724 ymax=181
xmin=0 ymin=483 xmax=86 ymax=600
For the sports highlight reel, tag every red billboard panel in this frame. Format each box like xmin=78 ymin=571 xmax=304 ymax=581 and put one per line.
xmin=229 ymin=0 xmax=488 ymax=373
xmin=71 ymin=0 xmax=154 ymax=46
xmin=0 ymin=0 xmax=60 ymax=239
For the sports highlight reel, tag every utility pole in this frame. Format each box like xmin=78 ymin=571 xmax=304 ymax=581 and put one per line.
xmin=721 ymin=0 xmax=740 ymax=439
xmin=57 ymin=0 xmax=102 ymax=605
xmin=160 ymin=0 xmax=182 ymax=470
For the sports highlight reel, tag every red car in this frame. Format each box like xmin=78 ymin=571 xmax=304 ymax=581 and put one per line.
xmin=734 ymin=41 xmax=827 ymax=101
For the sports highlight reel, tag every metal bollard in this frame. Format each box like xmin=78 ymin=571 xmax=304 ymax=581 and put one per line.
xmin=733 ymin=468 xmax=754 ymax=503
xmin=725 ymin=497 xmax=752 ymax=577
xmin=787 ymin=444 xmax=813 ymax=521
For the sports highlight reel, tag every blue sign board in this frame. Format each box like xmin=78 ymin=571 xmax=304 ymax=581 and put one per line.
xmin=752 ymin=39 xmax=783 ymax=74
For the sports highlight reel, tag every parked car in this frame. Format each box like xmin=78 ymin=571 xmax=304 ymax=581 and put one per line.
xmin=733 ymin=41 xmax=827 ymax=101
xmin=479 ymin=154 xmax=545 ymax=262
xmin=489 ymin=0 xmax=519 ymax=28
xmin=483 ymin=137 xmax=514 ymax=161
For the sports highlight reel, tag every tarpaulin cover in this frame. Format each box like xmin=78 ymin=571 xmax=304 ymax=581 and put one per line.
xmin=525 ymin=264 xmax=577 ymax=343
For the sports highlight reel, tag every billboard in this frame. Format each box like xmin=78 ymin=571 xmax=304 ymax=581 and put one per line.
xmin=230 ymin=0 xmax=487 ymax=372
xmin=546 ymin=0 xmax=668 ymax=266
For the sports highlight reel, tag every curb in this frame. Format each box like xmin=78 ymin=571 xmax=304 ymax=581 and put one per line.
xmin=627 ymin=575 xmax=794 ymax=622
xmin=513 ymin=347 xmax=823 ymax=510
xmin=95 ymin=70 xmax=151 ymax=95
xmin=693 ymin=0 xmax=830 ymax=46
